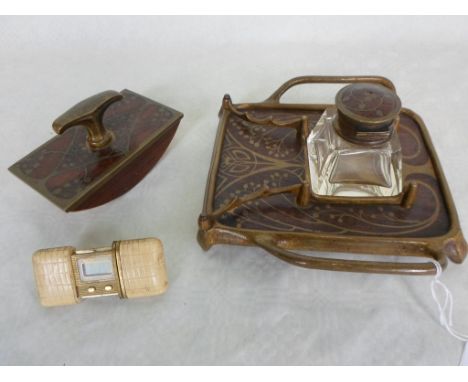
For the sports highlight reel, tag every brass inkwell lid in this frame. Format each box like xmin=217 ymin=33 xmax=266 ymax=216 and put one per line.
xmin=9 ymin=90 xmax=183 ymax=212
xmin=334 ymin=82 xmax=401 ymax=145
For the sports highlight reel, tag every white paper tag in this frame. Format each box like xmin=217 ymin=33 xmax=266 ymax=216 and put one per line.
xmin=461 ymin=342 xmax=468 ymax=366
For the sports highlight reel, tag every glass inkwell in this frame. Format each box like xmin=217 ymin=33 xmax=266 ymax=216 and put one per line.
xmin=307 ymin=83 xmax=403 ymax=198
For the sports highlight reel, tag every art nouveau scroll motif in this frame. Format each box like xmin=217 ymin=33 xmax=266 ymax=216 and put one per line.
xmin=222 ymin=94 xmax=306 ymax=141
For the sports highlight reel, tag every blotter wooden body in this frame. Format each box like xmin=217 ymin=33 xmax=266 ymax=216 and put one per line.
xmin=9 ymin=90 xmax=183 ymax=211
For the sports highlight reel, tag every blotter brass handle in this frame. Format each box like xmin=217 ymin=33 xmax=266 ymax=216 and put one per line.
xmin=52 ymin=90 xmax=123 ymax=150
xmin=251 ymin=234 xmax=439 ymax=275
xmin=264 ymin=75 xmax=396 ymax=103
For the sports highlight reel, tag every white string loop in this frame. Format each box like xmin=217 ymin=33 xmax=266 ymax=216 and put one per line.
xmin=429 ymin=260 xmax=468 ymax=342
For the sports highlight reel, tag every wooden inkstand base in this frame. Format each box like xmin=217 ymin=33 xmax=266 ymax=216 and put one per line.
xmin=198 ymin=76 xmax=467 ymax=275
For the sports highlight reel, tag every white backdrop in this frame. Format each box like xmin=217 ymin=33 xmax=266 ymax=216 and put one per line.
xmin=0 ymin=16 xmax=467 ymax=365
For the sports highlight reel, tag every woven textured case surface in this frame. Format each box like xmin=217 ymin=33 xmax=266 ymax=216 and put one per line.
xmin=117 ymin=238 xmax=168 ymax=298
xmin=32 ymin=247 xmax=78 ymax=307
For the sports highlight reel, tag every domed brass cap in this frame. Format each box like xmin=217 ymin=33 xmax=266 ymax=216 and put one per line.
xmin=334 ymin=83 xmax=401 ymax=145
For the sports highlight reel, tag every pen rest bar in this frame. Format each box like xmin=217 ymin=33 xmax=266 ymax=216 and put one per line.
xmin=251 ymin=235 xmax=440 ymax=275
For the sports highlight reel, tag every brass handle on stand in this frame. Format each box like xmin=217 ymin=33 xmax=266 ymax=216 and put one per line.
xmin=264 ymin=75 xmax=396 ymax=103
xmin=251 ymin=234 xmax=439 ymax=275
xmin=52 ymin=90 xmax=123 ymax=150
